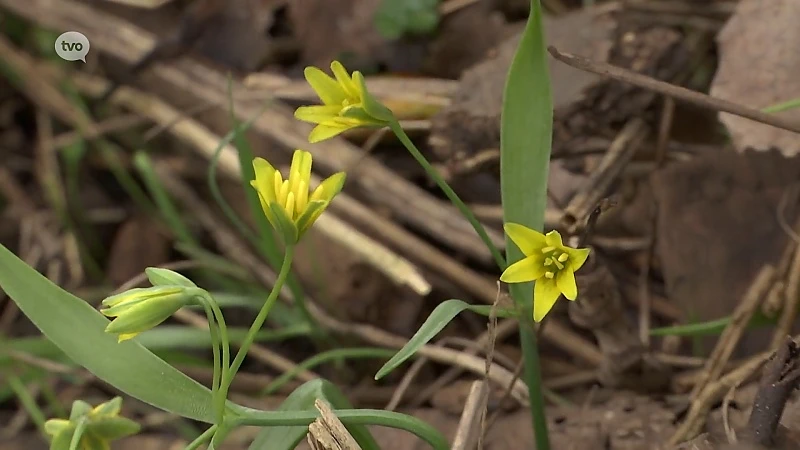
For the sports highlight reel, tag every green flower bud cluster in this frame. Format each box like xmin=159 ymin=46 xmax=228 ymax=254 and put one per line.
xmin=101 ymin=268 xmax=204 ymax=342
xmin=44 ymin=397 xmax=139 ymax=450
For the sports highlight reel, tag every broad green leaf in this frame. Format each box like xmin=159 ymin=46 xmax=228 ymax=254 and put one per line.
xmin=374 ymin=299 xmax=517 ymax=379
xmin=248 ymin=379 xmax=380 ymax=450
xmin=1 ymin=325 xmax=310 ymax=364
xmin=0 ymin=243 xmax=216 ymax=422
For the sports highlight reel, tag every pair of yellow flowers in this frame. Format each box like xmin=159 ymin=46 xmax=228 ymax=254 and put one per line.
xmin=101 ymin=61 xmax=589 ymax=338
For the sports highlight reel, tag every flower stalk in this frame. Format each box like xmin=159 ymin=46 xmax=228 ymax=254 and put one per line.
xmin=388 ymin=120 xmax=506 ymax=269
xmin=217 ymin=245 xmax=295 ymax=405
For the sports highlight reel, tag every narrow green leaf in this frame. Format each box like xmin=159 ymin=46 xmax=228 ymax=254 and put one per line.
xmin=0 ymin=243 xmax=216 ymax=422
xmin=649 ymin=312 xmax=774 ymax=337
xmin=247 ymin=379 xmax=380 ymax=450
xmin=375 ymin=299 xmax=502 ymax=380
xmin=500 ymin=1 xmax=554 ymax=448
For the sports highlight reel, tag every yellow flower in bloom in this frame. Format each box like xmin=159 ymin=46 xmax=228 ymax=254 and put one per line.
xmin=294 ymin=60 xmax=394 ymax=143
xmin=45 ymin=397 xmax=140 ymax=450
xmin=251 ymin=150 xmax=345 ymax=244
xmin=100 ymin=286 xmax=193 ymax=342
xmin=500 ymin=223 xmax=590 ymax=322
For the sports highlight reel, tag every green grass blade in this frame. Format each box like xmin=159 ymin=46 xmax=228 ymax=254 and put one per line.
xmin=263 ymin=347 xmax=397 ymax=395
xmin=763 ymin=97 xmax=800 ymax=113
xmin=0 ymin=243 xmax=217 ymax=422
xmin=7 ymin=374 xmax=48 ymax=435
xmin=246 ymin=379 xmax=380 ymax=450
xmin=133 ymin=151 xmax=197 ymax=246
xmin=649 ymin=312 xmax=775 ymax=337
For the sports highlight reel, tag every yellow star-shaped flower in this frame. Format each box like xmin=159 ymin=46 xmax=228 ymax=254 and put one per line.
xmin=500 ymin=223 xmax=590 ymax=322
xmin=251 ymin=150 xmax=345 ymax=244
xmin=294 ymin=61 xmax=394 ymax=143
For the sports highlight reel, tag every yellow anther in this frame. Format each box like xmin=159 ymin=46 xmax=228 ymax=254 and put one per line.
xmin=544 ymin=258 xmax=553 ymax=266
xmin=541 ymin=246 xmax=555 ymax=254
xmin=545 ymin=271 xmax=554 ymax=279
xmin=558 ymin=253 xmax=569 ymax=262
xmin=554 ymin=260 xmax=564 ymax=270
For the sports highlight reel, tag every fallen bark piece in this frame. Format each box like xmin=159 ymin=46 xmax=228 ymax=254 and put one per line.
xmin=428 ymin=7 xmax=616 ymax=163
xmin=710 ymin=0 xmax=800 ymax=157
xmin=428 ymin=8 xmax=689 ymax=167
xmin=651 ymin=149 xmax=800 ymax=356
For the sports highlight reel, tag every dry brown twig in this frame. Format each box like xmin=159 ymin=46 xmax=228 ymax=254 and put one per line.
xmin=407 ymin=319 xmax=519 ymax=408
xmin=561 ymin=118 xmax=650 ymax=234
xmin=451 ymin=381 xmax=489 ymax=450
xmin=771 ymin=244 xmax=800 ymax=349
xmin=307 ymin=400 xmax=362 ymax=450
xmin=669 ymin=349 xmax=775 ymax=445
xmin=721 ymin=382 xmax=741 ymax=445
xmin=547 ymin=46 xmax=800 ymax=135
xmin=384 ymin=335 xmax=517 ymax=411
xmin=689 ymin=266 xmax=776 ymax=401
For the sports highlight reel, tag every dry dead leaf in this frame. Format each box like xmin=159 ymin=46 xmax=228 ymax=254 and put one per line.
xmin=710 ymin=0 xmax=800 ymax=157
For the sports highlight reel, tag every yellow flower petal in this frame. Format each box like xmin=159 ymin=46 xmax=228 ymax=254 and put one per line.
xmin=117 ymin=333 xmax=137 ymax=342
xmin=556 ymin=267 xmax=578 ymax=300
xmin=303 ymin=66 xmax=346 ymax=106
xmin=504 ymin=223 xmax=546 ymax=255
xmin=310 ymin=172 xmax=346 ymax=203
xmin=294 ymin=105 xmax=344 ymax=124
xmin=45 ymin=419 xmax=71 ymax=437
xmin=331 ymin=60 xmax=359 ymax=100
xmin=287 ymin=150 xmax=311 ymax=211
xmin=252 ymin=186 xmax=278 ymax=228
xmin=544 ymin=230 xmax=564 ymax=247
xmin=566 ymin=247 xmax=591 ymax=271
xmin=252 ymin=158 xmax=277 ymax=203
xmin=533 ymin=278 xmax=561 ymax=322
xmin=308 ymin=123 xmax=356 ymax=143
xmin=500 ymin=255 xmax=545 ymax=283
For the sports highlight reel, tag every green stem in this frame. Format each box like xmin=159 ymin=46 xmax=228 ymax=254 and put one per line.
xmin=199 ymin=301 xmax=221 ymax=403
xmin=231 ymin=408 xmax=448 ymax=450
xmin=218 ymin=246 xmax=295 ymax=402
xmin=69 ymin=417 xmax=88 ymax=450
xmin=184 ymin=424 xmax=217 ymax=450
xmin=389 ymin=121 xmax=506 ymax=269
xmin=208 ymin=298 xmax=231 ymax=378
xmin=209 ymin=298 xmax=231 ymax=420
xmin=519 ymin=315 xmax=550 ymax=450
